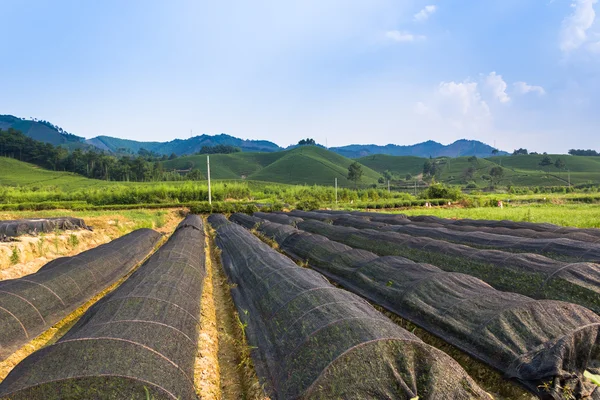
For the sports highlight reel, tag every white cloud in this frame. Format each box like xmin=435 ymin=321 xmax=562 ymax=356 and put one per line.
xmin=414 ymin=5 xmax=437 ymax=22
xmin=415 ymin=79 xmax=492 ymax=134
xmin=385 ymin=30 xmax=425 ymax=42
xmin=485 ymin=72 xmax=510 ymax=103
xmin=514 ymin=81 xmax=546 ymax=95
xmin=559 ymin=0 xmax=597 ymax=53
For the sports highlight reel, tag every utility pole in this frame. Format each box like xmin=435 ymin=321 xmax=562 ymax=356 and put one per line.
xmin=207 ymin=156 xmax=212 ymax=205
xmin=335 ymin=178 xmax=338 ymax=205
xmin=414 ymin=180 xmax=417 ymax=196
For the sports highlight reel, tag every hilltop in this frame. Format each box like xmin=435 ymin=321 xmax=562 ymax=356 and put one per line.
xmin=87 ymin=133 xmax=282 ymax=155
xmin=2 ymin=114 xmax=511 ymax=158
xmin=0 ymin=115 xmax=89 ymax=151
xmin=162 ymin=145 xmax=383 ymax=186
xmin=332 ymin=139 xmax=508 ymax=158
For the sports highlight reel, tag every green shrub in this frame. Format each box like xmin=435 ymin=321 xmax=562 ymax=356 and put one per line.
xmin=421 ymin=183 xmax=463 ymax=201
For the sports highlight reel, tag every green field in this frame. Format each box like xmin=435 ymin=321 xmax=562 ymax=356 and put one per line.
xmin=163 ymin=146 xmax=383 ymax=186
xmin=395 ymin=203 xmax=600 ymax=229
xmin=359 ymin=153 xmax=600 ymax=187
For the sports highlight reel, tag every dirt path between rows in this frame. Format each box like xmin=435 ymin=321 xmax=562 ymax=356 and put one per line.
xmin=195 ymin=219 xmax=264 ymax=399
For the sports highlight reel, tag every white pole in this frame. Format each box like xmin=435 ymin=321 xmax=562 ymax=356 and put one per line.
xmin=568 ymin=169 xmax=571 ymax=187
xmin=335 ymin=178 xmax=338 ymax=204
xmin=207 ymin=155 xmax=212 ymax=205
xmin=387 ymin=180 xmax=390 ymax=193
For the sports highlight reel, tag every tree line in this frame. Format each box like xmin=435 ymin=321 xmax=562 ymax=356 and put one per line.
xmin=0 ymin=128 xmax=202 ymax=182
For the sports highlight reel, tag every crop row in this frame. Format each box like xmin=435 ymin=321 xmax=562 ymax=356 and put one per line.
xmin=208 ymin=214 xmax=489 ymax=399
xmin=275 ymin=211 xmax=600 ymax=314
xmin=0 ymin=215 xmax=205 ymax=399
xmin=231 ymin=212 xmax=600 ymax=399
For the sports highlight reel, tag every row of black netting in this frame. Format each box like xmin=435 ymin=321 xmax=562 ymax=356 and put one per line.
xmin=0 ymin=228 xmax=161 ymax=362
xmin=208 ymin=214 xmax=488 ymax=400
xmin=232 ymin=212 xmax=600 ymax=399
xmin=273 ymin=211 xmax=600 ymax=263
xmin=309 ymin=210 xmax=600 ymax=244
xmin=0 ymin=215 xmax=206 ymax=400
xmin=408 ymin=214 xmax=600 ymax=239
xmin=267 ymin=211 xmax=600 ymax=314
xmin=0 ymin=217 xmax=89 ymax=238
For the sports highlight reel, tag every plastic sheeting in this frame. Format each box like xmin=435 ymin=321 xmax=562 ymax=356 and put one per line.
xmin=234 ymin=214 xmax=600 ymax=399
xmin=0 ymin=215 xmax=205 ymax=400
xmin=0 ymin=228 xmax=161 ymax=361
xmin=210 ymin=214 xmax=488 ymax=400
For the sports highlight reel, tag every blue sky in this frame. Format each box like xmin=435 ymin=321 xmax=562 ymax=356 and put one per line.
xmin=1 ymin=0 xmax=599 ymax=153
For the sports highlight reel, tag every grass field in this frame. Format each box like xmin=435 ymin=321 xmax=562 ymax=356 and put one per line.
xmin=393 ymin=203 xmax=600 ymax=228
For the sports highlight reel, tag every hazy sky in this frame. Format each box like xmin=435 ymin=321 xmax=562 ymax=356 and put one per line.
xmin=1 ymin=0 xmax=599 ymax=153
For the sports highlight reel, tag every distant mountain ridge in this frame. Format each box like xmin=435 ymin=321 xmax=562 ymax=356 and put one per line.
xmin=2 ymin=114 xmax=507 ymax=158
xmin=330 ymin=140 xmax=508 ymax=158
xmin=86 ymin=134 xmax=282 ymax=155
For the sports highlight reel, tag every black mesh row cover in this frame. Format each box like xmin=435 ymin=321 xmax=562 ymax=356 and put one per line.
xmin=307 ymin=211 xmax=600 ymax=244
xmin=293 ymin=212 xmax=600 ymax=263
xmin=0 ymin=217 xmax=89 ymax=237
xmin=208 ymin=214 xmax=489 ymax=400
xmin=273 ymin=216 xmax=600 ymax=315
xmin=253 ymin=212 xmax=304 ymax=226
xmin=235 ymin=214 xmax=600 ymax=399
xmin=0 ymin=228 xmax=162 ymax=362
xmin=0 ymin=215 xmax=205 ymax=400
xmin=409 ymin=215 xmax=600 ymax=239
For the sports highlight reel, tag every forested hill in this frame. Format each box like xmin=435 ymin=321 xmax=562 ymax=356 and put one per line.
xmin=0 ymin=115 xmax=89 ymax=150
xmin=330 ymin=139 xmax=508 ymax=158
xmin=86 ymin=134 xmax=282 ymax=155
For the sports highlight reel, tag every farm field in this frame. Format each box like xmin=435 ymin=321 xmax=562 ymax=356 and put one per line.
xmin=0 ymin=210 xmax=599 ymax=399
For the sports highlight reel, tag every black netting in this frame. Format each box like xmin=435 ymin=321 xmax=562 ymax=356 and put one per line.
xmin=0 ymin=228 xmax=162 ymax=362
xmin=0 ymin=215 xmax=205 ymax=400
xmin=208 ymin=214 xmax=488 ymax=400
xmin=0 ymin=217 xmax=89 ymax=238
xmin=238 ymin=214 xmax=600 ymax=399
xmin=280 ymin=216 xmax=600 ymax=315
xmin=409 ymin=215 xmax=600 ymax=240
xmin=291 ymin=212 xmax=600 ymax=263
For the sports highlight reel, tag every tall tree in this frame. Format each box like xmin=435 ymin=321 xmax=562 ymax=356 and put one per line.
xmin=347 ymin=162 xmax=363 ymax=188
xmin=489 ymin=166 xmax=504 ymax=185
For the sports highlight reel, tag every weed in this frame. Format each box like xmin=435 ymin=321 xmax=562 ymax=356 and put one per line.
xmin=10 ymin=247 xmax=19 ymax=265
xmin=37 ymin=233 xmax=46 ymax=256
xmin=68 ymin=233 xmax=79 ymax=248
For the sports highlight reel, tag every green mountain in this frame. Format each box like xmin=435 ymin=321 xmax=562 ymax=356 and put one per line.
xmin=332 ymin=139 xmax=508 ymax=158
xmin=86 ymin=133 xmax=282 ymax=155
xmin=162 ymin=145 xmax=383 ymax=186
xmin=0 ymin=115 xmax=88 ymax=150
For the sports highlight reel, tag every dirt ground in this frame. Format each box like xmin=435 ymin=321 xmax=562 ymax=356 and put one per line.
xmin=0 ymin=209 xmax=184 ymax=280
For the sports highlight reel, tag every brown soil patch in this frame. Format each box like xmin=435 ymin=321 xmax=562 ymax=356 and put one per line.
xmin=0 ymin=209 xmax=183 ymax=280
xmin=196 ymin=220 xmax=265 ymax=400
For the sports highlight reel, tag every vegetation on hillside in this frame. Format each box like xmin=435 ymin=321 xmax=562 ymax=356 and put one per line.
xmin=0 ymin=128 xmax=201 ymax=182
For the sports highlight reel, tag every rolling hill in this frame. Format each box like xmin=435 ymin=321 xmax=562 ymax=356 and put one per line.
xmin=0 ymin=115 xmax=88 ymax=151
xmin=162 ymin=146 xmax=383 ymax=186
xmin=359 ymin=153 xmax=600 ymax=187
xmin=331 ymin=139 xmax=508 ymax=158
